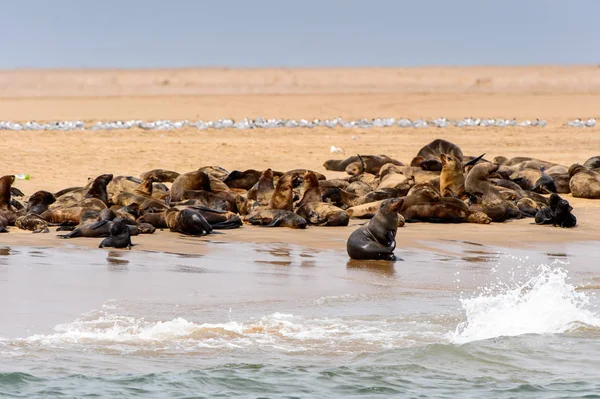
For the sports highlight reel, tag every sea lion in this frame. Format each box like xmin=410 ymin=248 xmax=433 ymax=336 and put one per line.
xmin=99 ymin=220 xmax=133 ymax=249
xmin=569 ymin=164 xmax=600 ymax=199
xmin=411 ymin=139 xmax=464 ymax=171
xmin=345 ymin=155 xmax=404 ymax=176
xmin=268 ymin=174 xmax=299 ymax=211
xmin=296 ymin=171 xmax=322 ymax=209
xmin=0 ymin=213 xmax=7 ymax=232
xmin=165 ymin=208 xmax=213 ymax=236
xmin=465 ymin=163 xmax=520 ymax=222
xmin=26 ymin=191 xmax=56 ymax=215
xmin=85 ymin=174 xmax=113 ymax=205
xmin=178 ymin=191 xmax=232 ymax=211
xmin=170 ymin=170 xmax=211 ymax=202
xmin=223 ymin=169 xmax=262 ymax=190
xmin=531 ymin=167 xmax=557 ymax=194
xmin=535 ymin=193 xmax=576 ymax=227
xmin=140 ymin=168 xmax=180 ymax=183
xmin=15 ymin=213 xmax=49 ymax=233
xmin=346 ymin=198 xmax=404 ymax=261
xmin=255 ymin=168 xmax=275 ymax=206
xmin=583 ymin=156 xmax=600 ymax=169
xmin=244 ymin=209 xmax=307 ymax=229
xmin=0 ymin=175 xmax=18 ymax=225
xmin=41 ymin=207 xmax=89 ymax=225
xmin=517 ymin=197 xmax=543 ymax=217
xmin=295 ymin=202 xmax=350 ymax=226
xmin=440 ymin=153 xmax=466 ymax=198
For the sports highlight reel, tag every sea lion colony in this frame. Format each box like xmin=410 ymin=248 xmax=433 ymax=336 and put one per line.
xmin=0 ymin=138 xmax=591 ymax=251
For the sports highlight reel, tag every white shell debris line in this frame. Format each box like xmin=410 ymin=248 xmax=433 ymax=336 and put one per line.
xmin=0 ymin=117 xmax=597 ymax=131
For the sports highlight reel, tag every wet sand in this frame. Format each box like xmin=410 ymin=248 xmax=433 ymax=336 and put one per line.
xmin=2 ymin=67 xmax=600 ymax=253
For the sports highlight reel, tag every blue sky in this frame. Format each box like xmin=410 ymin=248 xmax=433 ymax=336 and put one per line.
xmin=1 ymin=0 xmax=598 ymax=68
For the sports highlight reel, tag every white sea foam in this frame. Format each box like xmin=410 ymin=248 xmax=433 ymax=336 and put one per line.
xmin=12 ymin=312 xmax=441 ymax=355
xmin=450 ymin=265 xmax=600 ymax=344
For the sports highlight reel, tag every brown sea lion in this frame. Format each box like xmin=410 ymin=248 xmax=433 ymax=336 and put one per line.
xmin=569 ymin=164 xmax=600 ymax=198
xmin=411 ymin=139 xmax=464 ymax=171
xmin=583 ymin=156 xmax=600 ymax=169
xmin=345 ymin=155 xmax=404 ymax=176
xmin=179 ymin=191 xmax=232 ymax=211
xmin=166 ymin=208 xmax=213 ymax=236
xmin=465 ymin=163 xmax=520 ymax=222
xmin=268 ymin=174 xmax=299 ymax=211
xmin=223 ymin=169 xmax=262 ymax=190
xmin=517 ymin=197 xmax=543 ymax=217
xmin=296 ymin=172 xmax=322 ymax=209
xmin=15 ymin=213 xmax=49 ymax=233
xmin=26 ymin=191 xmax=56 ymax=215
xmin=346 ymin=198 xmax=404 ymax=261
xmin=244 ymin=209 xmax=307 ymax=229
xmin=255 ymin=168 xmax=275 ymax=206
xmin=295 ymin=202 xmax=349 ymax=226
xmin=85 ymin=174 xmax=113 ymax=205
xmin=439 ymin=153 xmax=466 ymax=198
xmin=41 ymin=207 xmax=89 ymax=225
xmin=0 ymin=175 xmax=15 ymax=212
xmin=170 ymin=170 xmax=211 ymax=202
xmin=0 ymin=213 xmax=7 ymax=232
xmin=140 ymin=168 xmax=180 ymax=183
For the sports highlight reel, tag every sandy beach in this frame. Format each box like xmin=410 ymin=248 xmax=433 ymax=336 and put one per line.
xmin=1 ymin=67 xmax=600 ymax=252
xmin=2 ymin=67 xmax=600 ymax=398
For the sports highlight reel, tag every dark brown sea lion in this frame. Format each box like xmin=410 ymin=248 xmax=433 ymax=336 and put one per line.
xmin=99 ymin=220 xmax=133 ymax=249
xmin=256 ymin=168 xmax=275 ymax=205
xmin=165 ymin=208 xmax=213 ymax=236
xmin=535 ymin=193 xmax=577 ymax=227
xmin=170 ymin=170 xmax=211 ymax=202
xmin=411 ymin=139 xmax=464 ymax=171
xmin=178 ymin=191 xmax=232 ymax=211
xmin=223 ymin=169 xmax=262 ymax=190
xmin=26 ymin=191 xmax=56 ymax=215
xmin=465 ymin=163 xmax=520 ymax=222
xmin=268 ymin=174 xmax=299 ymax=211
xmin=583 ymin=156 xmax=600 ymax=169
xmin=15 ymin=213 xmax=49 ymax=233
xmin=0 ymin=175 xmax=15 ymax=213
xmin=54 ymin=187 xmax=82 ymax=198
xmin=0 ymin=213 xmax=7 ymax=232
xmin=85 ymin=174 xmax=113 ymax=205
xmin=517 ymin=197 xmax=543 ymax=217
xmin=569 ymin=164 xmax=600 ymax=198
xmin=296 ymin=172 xmax=322 ymax=209
xmin=346 ymin=198 xmax=403 ymax=261
xmin=140 ymin=169 xmax=180 ymax=183
xmin=244 ymin=209 xmax=307 ymax=229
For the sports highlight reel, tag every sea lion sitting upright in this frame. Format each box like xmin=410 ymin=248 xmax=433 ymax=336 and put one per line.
xmin=295 ymin=172 xmax=349 ymax=226
xmin=346 ymin=198 xmax=404 ymax=261
xmin=99 ymin=219 xmax=133 ymax=249
xmin=85 ymin=174 xmax=113 ymax=205
xmin=439 ymin=153 xmax=485 ymax=198
xmin=268 ymin=173 xmax=299 ymax=211
xmin=0 ymin=175 xmax=17 ymax=225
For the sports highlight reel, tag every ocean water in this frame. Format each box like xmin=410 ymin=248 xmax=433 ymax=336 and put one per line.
xmin=1 ymin=241 xmax=599 ymax=398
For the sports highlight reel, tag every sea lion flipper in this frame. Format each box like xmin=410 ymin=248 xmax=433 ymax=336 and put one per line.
xmin=464 ymin=153 xmax=486 ymax=167
xmin=89 ymin=220 xmax=109 ymax=230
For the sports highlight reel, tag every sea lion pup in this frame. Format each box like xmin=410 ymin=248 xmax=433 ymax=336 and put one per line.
xmin=25 ymin=191 xmax=56 ymax=215
xmin=465 ymin=163 xmax=520 ymax=222
xmin=346 ymin=198 xmax=403 ymax=261
xmin=140 ymin=168 xmax=180 ymax=183
xmin=99 ymin=220 xmax=133 ymax=249
xmin=15 ymin=214 xmax=49 ymax=233
xmin=170 ymin=170 xmax=211 ymax=202
xmin=535 ymin=193 xmax=576 ymax=227
xmin=410 ymin=139 xmax=464 ymax=171
xmin=223 ymin=169 xmax=263 ymax=190
xmin=569 ymin=164 xmax=600 ymax=199
xmin=268 ymin=173 xmax=299 ymax=211
xmin=583 ymin=156 xmax=600 ymax=169
xmin=165 ymin=207 xmax=213 ymax=236
xmin=244 ymin=209 xmax=308 ymax=229
xmin=85 ymin=174 xmax=113 ymax=205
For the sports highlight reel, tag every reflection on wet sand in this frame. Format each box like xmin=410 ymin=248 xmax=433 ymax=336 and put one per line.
xmin=106 ymin=250 xmax=129 ymax=271
xmin=346 ymin=259 xmax=396 ymax=277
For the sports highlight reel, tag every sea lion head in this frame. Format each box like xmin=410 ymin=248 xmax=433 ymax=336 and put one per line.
xmin=568 ymin=164 xmax=586 ymax=178
xmin=380 ymin=197 xmax=404 ymax=214
xmin=441 ymin=154 xmax=462 ymax=172
xmin=303 ymin=171 xmax=319 ymax=189
xmin=468 ymin=162 xmax=498 ymax=181
xmin=345 ymin=162 xmax=362 ymax=176
xmin=493 ymin=156 xmax=508 ymax=165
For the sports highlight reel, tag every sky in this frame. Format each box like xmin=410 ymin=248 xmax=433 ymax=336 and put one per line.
xmin=1 ymin=0 xmax=599 ymax=68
